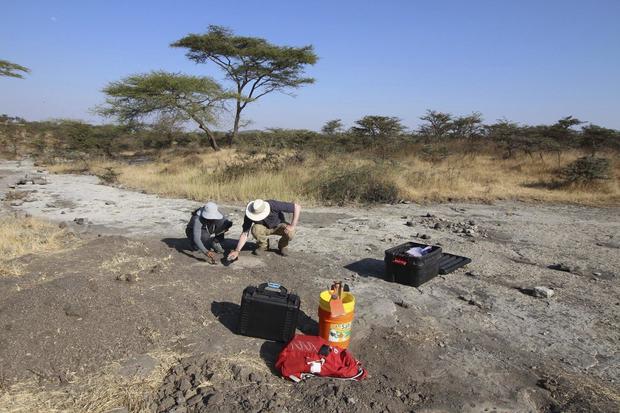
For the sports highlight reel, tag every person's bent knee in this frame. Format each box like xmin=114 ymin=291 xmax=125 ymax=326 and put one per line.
xmin=251 ymin=224 xmax=268 ymax=238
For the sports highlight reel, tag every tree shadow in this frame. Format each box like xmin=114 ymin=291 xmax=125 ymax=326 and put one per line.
xmin=210 ymin=301 xmax=240 ymax=334
xmin=344 ymin=258 xmax=385 ymax=279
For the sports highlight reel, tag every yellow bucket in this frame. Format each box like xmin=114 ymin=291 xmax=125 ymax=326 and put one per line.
xmin=318 ymin=290 xmax=356 ymax=349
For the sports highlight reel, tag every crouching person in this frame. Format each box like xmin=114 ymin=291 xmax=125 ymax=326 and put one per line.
xmin=228 ymin=199 xmax=301 ymax=261
xmin=185 ymin=202 xmax=232 ymax=263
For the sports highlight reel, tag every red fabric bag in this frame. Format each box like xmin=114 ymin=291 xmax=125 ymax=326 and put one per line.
xmin=275 ymin=335 xmax=368 ymax=382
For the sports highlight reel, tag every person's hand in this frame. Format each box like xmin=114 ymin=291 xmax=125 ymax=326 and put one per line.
xmin=228 ymin=250 xmax=239 ymax=261
xmin=285 ymin=224 xmax=296 ymax=236
xmin=205 ymin=251 xmax=216 ymax=264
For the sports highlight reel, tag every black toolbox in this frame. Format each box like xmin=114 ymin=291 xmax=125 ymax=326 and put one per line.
xmin=384 ymin=242 xmax=443 ymax=287
xmin=238 ymin=282 xmax=300 ymax=342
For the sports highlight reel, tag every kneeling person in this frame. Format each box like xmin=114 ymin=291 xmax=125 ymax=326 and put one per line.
xmin=185 ymin=202 xmax=232 ymax=262
xmin=228 ymin=199 xmax=301 ymax=260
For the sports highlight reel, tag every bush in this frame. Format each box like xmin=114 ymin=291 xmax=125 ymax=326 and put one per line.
xmin=97 ymin=167 xmax=120 ymax=184
xmin=311 ymin=165 xmax=400 ymax=205
xmin=559 ymin=156 xmax=611 ymax=185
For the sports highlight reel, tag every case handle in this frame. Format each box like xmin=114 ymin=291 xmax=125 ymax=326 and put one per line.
xmin=258 ymin=282 xmax=288 ymax=296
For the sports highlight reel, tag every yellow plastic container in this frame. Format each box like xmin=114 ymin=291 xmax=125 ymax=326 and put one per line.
xmin=318 ymin=290 xmax=356 ymax=349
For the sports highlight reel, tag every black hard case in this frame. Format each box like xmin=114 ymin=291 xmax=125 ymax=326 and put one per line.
xmin=238 ymin=283 xmax=300 ymax=342
xmin=384 ymin=242 xmax=443 ymax=287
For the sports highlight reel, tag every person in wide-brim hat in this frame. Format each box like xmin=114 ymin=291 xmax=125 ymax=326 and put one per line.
xmin=185 ymin=201 xmax=232 ymax=263
xmin=228 ymin=199 xmax=301 ymax=261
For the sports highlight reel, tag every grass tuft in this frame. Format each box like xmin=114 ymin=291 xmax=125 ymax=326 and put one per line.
xmin=0 ymin=215 xmax=72 ymax=277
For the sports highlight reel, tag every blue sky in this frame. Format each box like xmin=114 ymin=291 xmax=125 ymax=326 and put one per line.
xmin=1 ymin=0 xmax=619 ymax=131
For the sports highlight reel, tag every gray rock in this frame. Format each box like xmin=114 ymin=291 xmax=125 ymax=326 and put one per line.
xmin=158 ymin=396 xmax=175 ymax=411
xmin=58 ymin=221 xmax=68 ymax=229
xmin=10 ymin=200 xmax=23 ymax=207
xmin=433 ymin=222 xmax=443 ymax=230
xmin=178 ymin=378 xmax=191 ymax=392
xmin=32 ymin=177 xmax=48 ymax=185
xmin=405 ymin=221 xmax=414 ymax=227
xmin=345 ymin=396 xmax=357 ymax=405
xmin=63 ymin=303 xmax=82 ymax=317
xmin=549 ymin=262 xmax=572 ymax=272
xmin=421 ymin=234 xmax=431 ymax=240
xmin=118 ymin=354 xmax=158 ymax=378
xmin=74 ymin=217 xmax=86 ymax=225
xmin=186 ymin=394 xmax=204 ymax=407
xmin=533 ymin=286 xmax=555 ymax=298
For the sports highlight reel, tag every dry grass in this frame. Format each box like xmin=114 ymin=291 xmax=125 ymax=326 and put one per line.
xmin=0 ymin=350 xmax=182 ymax=413
xmin=0 ymin=215 xmax=72 ymax=277
xmin=47 ymin=149 xmax=620 ymax=206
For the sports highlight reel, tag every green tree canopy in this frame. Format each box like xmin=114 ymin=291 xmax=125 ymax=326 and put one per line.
xmin=321 ymin=119 xmax=344 ymax=135
xmin=351 ymin=116 xmax=405 ymax=138
xmin=0 ymin=59 xmax=30 ymax=79
xmin=98 ymin=71 xmax=227 ymax=150
xmin=418 ymin=110 xmax=453 ymax=141
xmin=171 ymin=25 xmax=318 ymax=145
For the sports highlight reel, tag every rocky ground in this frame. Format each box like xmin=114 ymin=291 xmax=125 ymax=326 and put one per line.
xmin=0 ymin=159 xmax=618 ymax=412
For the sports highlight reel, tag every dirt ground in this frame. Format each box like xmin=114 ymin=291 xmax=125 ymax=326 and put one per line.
xmin=0 ymin=159 xmax=618 ymax=413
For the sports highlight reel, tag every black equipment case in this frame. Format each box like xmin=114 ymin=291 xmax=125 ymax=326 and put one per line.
xmin=384 ymin=242 xmax=443 ymax=287
xmin=238 ymin=282 xmax=300 ymax=342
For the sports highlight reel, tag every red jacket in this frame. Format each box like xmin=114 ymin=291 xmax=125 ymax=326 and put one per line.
xmin=275 ymin=335 xmax=368 ymax=382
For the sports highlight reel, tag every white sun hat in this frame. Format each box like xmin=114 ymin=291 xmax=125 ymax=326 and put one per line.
xmin=245 ymin=199 xmax=271 ymax=221
xmin=201 ymin=201 xmax=224 ymax=220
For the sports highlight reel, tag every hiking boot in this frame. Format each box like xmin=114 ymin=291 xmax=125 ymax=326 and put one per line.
xmin=252 ymin=248 xmax=266 ymax=256
xmin=211 ymin=241 xmax=224 ymax=254
xmin=278 ymin=247 xmax=289 ymax=257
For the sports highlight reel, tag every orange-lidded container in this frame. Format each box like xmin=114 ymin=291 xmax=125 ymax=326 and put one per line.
xmin=318 ymin=290 xmax=355 ymax=349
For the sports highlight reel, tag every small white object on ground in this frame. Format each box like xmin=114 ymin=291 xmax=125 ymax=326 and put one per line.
xmin=533 ymin=286 xmax=555 ymax=298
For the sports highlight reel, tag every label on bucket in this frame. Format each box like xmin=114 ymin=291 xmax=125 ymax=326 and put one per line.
xmin=328 ymin=322 xmax=352 ymax=342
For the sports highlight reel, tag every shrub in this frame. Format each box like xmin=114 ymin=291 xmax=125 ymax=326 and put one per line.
xmin=311 ymin=165 xmax=400 ymax=205
xmin=558 ymin=156 xmax=611 ymax=185
xmin=97 ymin=167 xmax=120 ymax=184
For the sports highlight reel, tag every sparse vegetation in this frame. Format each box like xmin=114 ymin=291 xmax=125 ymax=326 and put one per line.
xmin=559 ymin=156 xmax=612 ymax=186
xmin=312 ymin=165 xmax=400 ymax=205
xmin=3 ymin=110 xmax=619 ymax=206
xmin=0 ymin=215 xmax=72 ymax=277
xmin=0 ymin=350 xmax=182 ymax=413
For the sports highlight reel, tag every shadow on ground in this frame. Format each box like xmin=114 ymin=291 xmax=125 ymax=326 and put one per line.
xmin=210 ymin=301 xmax=240 ymax=334
xmin=344 ymin=258 xmax=385 ymax=279
xmin=161 ymin=237 xmax=256 ymax=262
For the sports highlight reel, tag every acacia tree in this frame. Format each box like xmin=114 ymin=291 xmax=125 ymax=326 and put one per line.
xmin=418 ymin=110 xmax=453 ymax=141
xmin=351 ymin=115 xmax=405 ymax=159
xmin=171 ymin=25 xmax=318 ymax=145
xmin=351 ymin=116 xmax=405 ymax=138
xmin=321 ymin=119 xmax=344 ymax=135
xmin=98 ymin=71 xmax=227 ymax=150
xmin=0 ymin=59 xmax=30 ymax=78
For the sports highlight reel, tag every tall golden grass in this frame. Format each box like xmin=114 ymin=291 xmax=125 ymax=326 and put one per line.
xmin=48 ymin=148 xmax=620 ymax=205
xmin=0 ymin=215 xmax=72 ymax=277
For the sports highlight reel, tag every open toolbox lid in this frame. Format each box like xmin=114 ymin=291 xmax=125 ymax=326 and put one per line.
xmin=438 ymin=253 xmax=472 ymax=274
